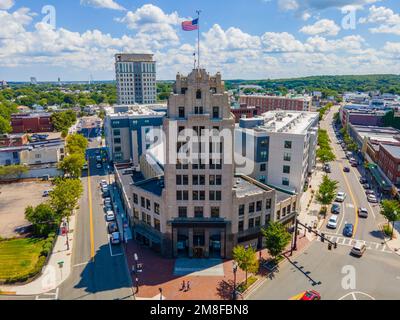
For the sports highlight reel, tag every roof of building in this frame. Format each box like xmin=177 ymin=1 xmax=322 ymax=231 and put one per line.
xmin=240 ymin=94 xmax=311 ymax=102
xmin=351 ymin=125 xmax=400 ymax=144
xmin=105 ymin=104 xmax=165 ymax=118
xmin=381 ymin=143 xmax=400 ymax=159
xmin=134 ymin=177 xmax=164 ymax=197
xmin=233 ymin=175 xmax=273 ymax=198
xmin=238 ymin=111 xmax=318 ymax=135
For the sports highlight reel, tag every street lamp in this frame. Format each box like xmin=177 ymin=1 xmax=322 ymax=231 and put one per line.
xmin=232 ymin=261 xmax=238 ymax=300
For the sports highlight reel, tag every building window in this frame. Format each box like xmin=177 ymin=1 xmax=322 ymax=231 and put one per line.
xmin=256 ymin=201 xmax=262 ymax=212
xmin=194 ymin=106 xmax=204 ymax=114
xmin=146 ymin=214 xmax=151 ymax=226
xmin=114 ymin=146 xmax=122 ymax=152
xmin=260 ymin=164 xmax=266 ymax=172
xmin=134 ymin=209 xmax=139 ymax=219
xmin=265 ymin=214 xmax=271 ymax=223
xmin=249 ymin=202 xmax=255 ymax=213
xmin=141 ymin=212 xmax=146 ymax=222
xmin=133 ymin=193 xmax=138 ymax=204
xmin=176 ymin=191 xmax=188 ymax=201
xmin=141 ymin=197 xmax=145 ymax=208
xmin=146 ymin=199 xmax=151 ymax=210
xmin=284 ymin=141 xmax=292 ymax=149
xmin=276 ymin=210 xmax=281 ymax=220
xmin=176 ymin=175 xmax=182 ymax=185
xmin=284 ymin=152 xmax=291 ymax=161
xmin=266 ymin=199 xmax=272 ymax=210
xmin=282 ymin=178 xmax=290 ymax=186
xmin=248 ymin=218 xmax=254 ymax=229
xmin=113 ymin=129 xmax=121 ymax=136
xmin=178 ymin=207 xmax=187 ymax=218
xmin=209 ymin=191 xmax=215 ymax=201
xmin=154 ymin=202 xmax=160 ymax=215
xmin=255 ymin=216 xmax=261 ymax=227
xmin=282 ymin=207 xmax=287 ymax=217
xmin=193 ymin=191 xmax=199 ymax=201
xmin=194 ymin=206 xmax=203 ymax=218
xmin=196 ymin=90 xmax=202 ymax=99
xmin=178 ymin=107 xmax=185 ymax=118
xmin=292 ymin=202 xmax=296 ymax=212
xmin=154 ymin=218 xmax=160 ymax=231
xmin=283 ymin=165 xmax=291 ymax=174
xmin=238 ymin=204 xmax=245 ymax=216
xmin=212 ymin=107 xmax=220 ymax=119
xmin=211 ymin=207 xmax=220 ymax=218
xmin=216 ymin=191 xmax=221 ymax=201
xmin=114 ymin=137 xmax=121 ymax=144
xmin=238 ymin=221 xmax=244 ymax=232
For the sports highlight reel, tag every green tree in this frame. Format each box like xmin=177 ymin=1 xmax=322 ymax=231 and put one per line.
xmin=0 ymin=164 xmax=28 ymax=179
xmin=49 ymin=178 xmax=83 ymax=220
xmin=316 ymin=175 xmax=339 ymax=214
xmin=58 ymin=153 xmax=85 ymax=178
xmin=25 ymin=203 xmax=57 ymax=237
xmin=261 ymin=221 xmax=292 ymax=261
xmin=233 ymin=246 xmax=259 ymax=285
xmin=0 ymin=116 xmax=12 ymax=134
xmin=66 ymin=133 xmax=88 ymax=155
xmin=380 ymin=200 xmax=400 ymax=239
xmin=317 ymin=148 xmax=336 ymax=163
xmin=232 ymin=245 xmax=259 ymax=285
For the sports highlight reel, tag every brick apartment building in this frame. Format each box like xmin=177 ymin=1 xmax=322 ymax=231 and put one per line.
xmin=378 ymin=143 xmax=400 ymax=185
xmin=11 ymin=113 xmax=53 ymax=133
xmin=0 ymin=133 xmax=29 ymax=148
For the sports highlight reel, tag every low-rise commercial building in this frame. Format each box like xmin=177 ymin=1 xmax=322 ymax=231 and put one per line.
xmin=239 ymin=95 xmax=312 ymax=113
xmin=11 ymin=113 xmax=53 ymax=133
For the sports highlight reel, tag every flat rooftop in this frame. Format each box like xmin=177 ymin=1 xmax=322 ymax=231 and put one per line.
xmin=352 ymin=125 xmax=400 ymax=144
xmin=245 ymin=111 xmax=319 ymax=134
xmin=381 ymin=144 xmax=400 ymax=159
xmin=105 ymin=105 xmax=165 ymax=118
xmin=234 ymin=175 xmax=273 ymax=198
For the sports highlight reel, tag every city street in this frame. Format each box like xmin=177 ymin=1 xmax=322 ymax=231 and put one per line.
xmin=58 ymin=142 xmax=134 ymax=300
xmin=248 ymin=106 xmax=400 ymax=300
xmin=320 ymin=106 xmax=387 ymax=245
xmin=247 ymin=240 xmax=400 ymax=300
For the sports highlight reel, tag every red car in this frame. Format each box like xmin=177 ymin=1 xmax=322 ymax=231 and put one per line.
xmin=300 ymin=290 xmax=321 ymax=300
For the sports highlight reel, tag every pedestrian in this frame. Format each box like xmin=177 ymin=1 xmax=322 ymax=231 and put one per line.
xmin=186 ymin=281 xmax=191 ymax=292
xmin=181 ymin=280 xmax=186 ymax=291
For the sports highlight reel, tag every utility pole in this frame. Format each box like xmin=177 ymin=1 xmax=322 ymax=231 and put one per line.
xmin=292 ymin=219 xmax=337 ymax=251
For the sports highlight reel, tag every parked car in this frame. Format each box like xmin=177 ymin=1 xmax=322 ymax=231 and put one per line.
xmin=359 ymin=177 xmax=368 ymax=184
xmin=327 ymin=215 xmax=338 ymax=229
xmin=104 ymin=197 xmax=111 ymax=205
xmin=96 ymin=163 xmax=102 ymax=169
xmin=96 ymin=155 xmax=102 ymax=162
xmin=42 ymin=190 xmax=52 ymax=197
xmin=335 ymin=192 xmax=347 ymax=202
xmin=100 ymin=180 xmax=108 ymax=188
xmin=365 ymin=190 xmax=375 ymax=195
xmin=346 ymin=152 xmax=353 ymax=159
xmin=343 ymin=167 xmax=350 ymax=173
xmin=297 ymin=290 xmax=321 ymax=301
xmin=350 ymin=161 xmax=358 ymax=167
xmin=331 ymin=203 xmax=341 ymax=214
xmin=351 ymin=242 xmax=366 ymax=257
xmin=82 ymin=163 xmax=88 ymax=170
xmin=110 ymin=232 xmax=121 ymax=245
xmin=324 ymin=164 xmax=331 ymax=173
xmin=106 ymin=210 xmax=115 ymax=222
xmin=343 ymin=223 xmax=354 ymax=237
xmin=367 ymin=194 xmax=378 ymax=203
xmin=107 ymin=222 xmax=118 ymax=234
xmin=362 ymin=183 xmax=371 ymax=189
xmin=104 ymin=203 xmax=113 ymax=212
xmin=358 ymin=207 xmax=368 ymax=218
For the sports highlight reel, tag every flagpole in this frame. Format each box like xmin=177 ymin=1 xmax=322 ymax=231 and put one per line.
xmin=196 ymin=10 xmax=201 ymax=70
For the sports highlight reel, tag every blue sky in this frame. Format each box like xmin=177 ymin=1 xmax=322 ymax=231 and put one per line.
xmin=0 ymin=0 xmax=400 ymax=81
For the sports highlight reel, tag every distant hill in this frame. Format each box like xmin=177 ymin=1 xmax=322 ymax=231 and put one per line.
xmin=225 ymin=74 xmax=400 ymax=95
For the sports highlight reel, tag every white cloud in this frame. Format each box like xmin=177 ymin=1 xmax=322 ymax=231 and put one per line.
xmin=300 ymin=19 xmax=341 ymax=36
xmin=0 ymin=8 xmax=34 ymax=39
xmin=261 ymin=32 xmax=306 ymax=52
xmin=383 ymin=42 xmax=400 ymax=54
xmin=359 ymin=5 xmax=400 ymax=35
xmin=0 ymin=0 xmax=14 ymax=10
xmin=80 ymin=0 xmax=125 ymax=11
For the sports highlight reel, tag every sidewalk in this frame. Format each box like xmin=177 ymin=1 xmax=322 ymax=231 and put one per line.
xmin=298 ymin=163 xmax=326 ymax=241
xmin=0 ymin=213 xmax=76 ymax=295
xmin=382 ymin=222 xmax=400 ymax=256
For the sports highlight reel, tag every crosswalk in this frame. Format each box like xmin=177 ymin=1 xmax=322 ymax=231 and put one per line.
xmin=318 ymin=234 xmax=393 ymax=254
xmin=35 ymin=288 xmax=59 ymax=300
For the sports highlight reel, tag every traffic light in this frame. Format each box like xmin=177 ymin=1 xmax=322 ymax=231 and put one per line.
xmin=321 ymin=233 xmax=325 ymax=243
xmin=328 ymin=243 xmax=332 ymax=250
xmin=334 ymin=242 xmax=337 ymax=249
xmin=308 ymin=226 xmax=312 ymax=233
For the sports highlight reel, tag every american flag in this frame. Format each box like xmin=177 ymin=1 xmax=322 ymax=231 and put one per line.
xmin=182 ymin=18 xmax=199 ymax=31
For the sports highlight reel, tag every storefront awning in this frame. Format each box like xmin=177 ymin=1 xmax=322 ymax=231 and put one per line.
xmin=367 ymin=163 xmax=392 ymax=191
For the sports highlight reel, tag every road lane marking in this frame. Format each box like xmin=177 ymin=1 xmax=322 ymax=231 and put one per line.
xmin=338 ymin=162 xmax=359 ymax=239
xmin=73 ymin=262 xmax=89 ymax=268
xmin=87 ymin=160 xmax=95 ymax=261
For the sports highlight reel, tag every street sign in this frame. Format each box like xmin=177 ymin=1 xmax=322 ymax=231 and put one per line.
xmin=58 ymin=261 xmax=64 ymax=268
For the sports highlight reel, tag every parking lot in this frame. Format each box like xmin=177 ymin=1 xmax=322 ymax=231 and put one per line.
xmin=0 ymin=181 xmax=53 ymax=238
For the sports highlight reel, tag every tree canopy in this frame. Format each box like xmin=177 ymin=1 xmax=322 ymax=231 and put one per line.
xmin=261 ymin=221 xmax=292 ymax=260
